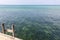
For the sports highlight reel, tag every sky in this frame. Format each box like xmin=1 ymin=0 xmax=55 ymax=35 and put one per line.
xmin=0 ymin=0 xmax=60 ymax=5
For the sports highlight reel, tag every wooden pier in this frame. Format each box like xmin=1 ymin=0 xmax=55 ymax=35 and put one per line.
xmin=0 ymin=23 xmax=22 ymax=40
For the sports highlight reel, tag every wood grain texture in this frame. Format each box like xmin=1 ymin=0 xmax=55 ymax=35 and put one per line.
xmin=0 ymin=33 xmax=22 ymax=40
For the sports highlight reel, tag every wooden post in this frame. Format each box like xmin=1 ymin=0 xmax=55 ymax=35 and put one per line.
xmin=1 ymin=23 xmax=15 ymax=37
xmin=12 ymin=24 xmax=15 ymax=37
xmin=1 ymin=23 xmax=5 ymax=34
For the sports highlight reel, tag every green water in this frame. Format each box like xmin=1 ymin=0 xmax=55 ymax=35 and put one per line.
xmin=0 ymin=5 xmax=60 ymax=40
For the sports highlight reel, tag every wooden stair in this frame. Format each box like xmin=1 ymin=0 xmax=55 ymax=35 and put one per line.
xmin=0 ymin=33 xmax=22 ymax=40
xmin=0 ymin=23 xmax=22 ymax=40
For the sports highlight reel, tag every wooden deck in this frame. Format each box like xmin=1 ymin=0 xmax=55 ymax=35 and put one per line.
xmin=0 ymin=33 xmax=22 ymax=40
xmin=0 ymin=23 xmax=22 ymax=40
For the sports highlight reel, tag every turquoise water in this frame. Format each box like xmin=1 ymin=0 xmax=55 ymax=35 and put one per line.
xmin=0 ymin=5 xmax=60 ymax=30
xmin=0 ymin=5 xmax=60 ymax=40
xmin=0 ymin=5 xmax=59 ymax=28
xmin=0 ymin=5 xmax=60 ymax=9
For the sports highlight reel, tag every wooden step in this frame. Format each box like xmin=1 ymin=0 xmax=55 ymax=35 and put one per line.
xmin=0 ymin=33 xmax=22 ymax=40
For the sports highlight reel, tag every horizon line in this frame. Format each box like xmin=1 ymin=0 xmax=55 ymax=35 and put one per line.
xmin=0 ymin=5 xmax=60 ymax=6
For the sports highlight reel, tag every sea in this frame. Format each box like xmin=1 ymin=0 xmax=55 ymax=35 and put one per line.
xmin=0 ymin=5 xmax=60 ymax=39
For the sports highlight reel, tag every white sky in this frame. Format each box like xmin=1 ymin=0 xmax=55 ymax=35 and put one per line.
xmin=0 ymin=0 xmax=60 ymax=5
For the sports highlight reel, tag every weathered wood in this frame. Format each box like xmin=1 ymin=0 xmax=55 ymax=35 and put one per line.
xmin=1 ymin=23 xmax=15 ymax=37
xmin=0 ymin=33 xmax=22 ymax=40
xmin=1 ymin=23 xmax=22 ymax=40
xmin=1 ymin=23 xmax=5 ymax=34
xmin=6 ymin=29 xmax=13 ymax=33
xmin=12 ymin=24 xmax=15 ymax=37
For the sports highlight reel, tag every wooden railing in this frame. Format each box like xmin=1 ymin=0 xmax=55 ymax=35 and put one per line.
xmin=0 ymin=23 xmax=22 ymax=40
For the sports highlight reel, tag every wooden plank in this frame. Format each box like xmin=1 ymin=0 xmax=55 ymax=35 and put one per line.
xmin=6 ymin=29 xmax=13 ymax=33
xmin=1 ymin=23 xmax=22 ymax=40
xmin=0 ymin=33 xmax=22 ymax=40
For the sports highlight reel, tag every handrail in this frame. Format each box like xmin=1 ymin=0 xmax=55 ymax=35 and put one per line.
xmin=0 ymin=23 xmax=22 ymax=40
